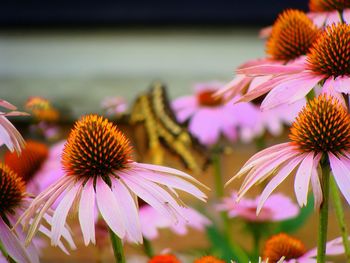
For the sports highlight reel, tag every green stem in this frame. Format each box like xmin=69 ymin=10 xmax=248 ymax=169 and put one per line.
xmin=109 ymin=228 xmax=126 ymax=263
xmin=317 ymin=163 xmax=330 ymax=263
xmin=330 ymin=176 xmax=350 ymax=262
xmin=212 ymin=151 xmax=224 ymax=198
xmin=252 ymin=229 xmax=261 ymax=260
xmin=143 ymin=237 xmax=154 ymax=258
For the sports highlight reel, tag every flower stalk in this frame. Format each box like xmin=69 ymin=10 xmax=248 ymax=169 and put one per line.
xmin=109 ymin=228 xmax=126 ymax=263
xmin=143 ymin=237 xmax=154 ymax=258
xmin=317 ymin=162 xmax=330 ymax=263
xmin=330 ymin=175 xmax=350 ymax=262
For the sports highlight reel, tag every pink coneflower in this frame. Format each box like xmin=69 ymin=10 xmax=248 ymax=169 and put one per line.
xmin=101 ymin=96 xmax=128 ymax=117
xmin=262 ymin=233 xmax=346 ymax=263
xmin=0 ymin=163 xmax=75 ymax=263
xmin=235 ymin=23 xmax=350 ymax=109
xmin=217 ymin=192 xmax=299 ymax=223
xmin=5 ymin=140 xmax=65 ymax=195
xmin=217 ymin=9 xmax=319 ymax=104
xmin=0 ymin=100 xmax=26 ymax=153
xmin=226 ymin=95 xmax=350 ymax=211
xmin=137 ymin=205 xmax=211 ymax=240
xmin=308 ymin=0 xmax=350 ymax=27
xmin=172 ymin=82 xmax=258 ymax=146
xmin=18 ymin=114 xmax=208 ymax=246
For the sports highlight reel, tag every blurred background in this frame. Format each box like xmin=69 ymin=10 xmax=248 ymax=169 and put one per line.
xmin=1 ymin=0 xmax=308 ymax=116
xmin=4 ymin=1 xmax=342 ymax=262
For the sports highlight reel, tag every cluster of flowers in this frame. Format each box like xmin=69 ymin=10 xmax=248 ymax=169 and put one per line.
xmin=2 ymin=0 xmax=350 ymax=262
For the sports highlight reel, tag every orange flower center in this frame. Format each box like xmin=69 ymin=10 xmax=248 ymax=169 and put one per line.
xmin=62 ymin=115 xmax=132 ymax=180
xmin=266 ymin=9 xmax=319 ymax=62
xmin=307 ymin=24 xmax=350 ymax=78
xmin=290 ymin=94 xmax=350 ymax=153
xmin=263 ymin=233 xmax=307 ymax=263
xmin=148 ymin=254 xmax=181 ymax=263
xmin=25 ymin=96 xmax=59 ymax=122
xmin=197 ymin=90 xmax=223 ymax=107
xmin=194 ymin=255 xmax=225 ymax=263
xmin=309 ymin=0 xmax=350 ymax=12
xmin=5 ymin=140 xmax=49 ymax=183
xmin=0 ymin=163 xmax=25 ymax=215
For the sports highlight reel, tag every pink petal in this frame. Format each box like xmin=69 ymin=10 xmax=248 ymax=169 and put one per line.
xmin=52 ymin=182 xmax=80 ymax=245
xmin=329 ymin=153 xmax=350 ymax=205
xmin=79 ymin=179 xmax=96 ymax=245
xmin=120 ymin=173 xmax=183 ymax=222
xmin=257 ymin=154 xmax=305 ymax=213
xmin=310 ymin=153 xmax=322 ymax=210
xmin=294 ymin=152 xmax=314 ymax=207
xmin=135 ymin=169 xmax=206 ymax=201
xmin=132 ymin=162 xmax=208 ymax=189
xmin=0 ymin=218 xmax=32 ymax=263
xmin=0 ymin=100 xmax=17 ymax=110
xmin=96 ymin=177 xmax=126 ymax=239
xmin=261 ymin=74 xmax=321 ymax=110
xmin=238 ymin=150 xmax=300 ymax=199
xmin=325 ymin=76 xmax=350 ymax=94
xmin=237 ymin=63 xmax=304 ymax=76
xmin=215 ymin=75 xmax=251 ymax=98
xmin=112 ymin=179 xmax=142 ymax=244
xmin=227 ymin=143 xmax=295 ymax=185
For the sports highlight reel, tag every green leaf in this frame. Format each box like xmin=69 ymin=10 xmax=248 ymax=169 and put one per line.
xmin=206 ymin=225 xmax=250 ymax=262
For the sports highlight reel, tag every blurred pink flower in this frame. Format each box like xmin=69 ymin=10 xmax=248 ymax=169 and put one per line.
xmin=18 ymin=115 xmax=208 ymax=247
xmin=217 ymin=192 xmax=299 ymax=222
xmin=240 ymin=100 xmax=306 ymax=142
xmin=226 ymin=95 xmax=350 ymax=213
xmin=172 ymin=82 xmax=258 ymax=146
xmin=5 ymin=140 xmax=65 ymax=196
xmin=101 ymin=96 xmax=128 ymax=116
xmin=137 ymin=205 xmax=211 ymax=240
xmin=235 ymin=23 xmax=350 ymax=110
xmin=0 ymin=100 xmax=27 ymax=153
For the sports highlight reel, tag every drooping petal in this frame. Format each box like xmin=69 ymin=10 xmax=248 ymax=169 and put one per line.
xmin=294 ymin=152 xmax=315 ymax=207
xmin=329 ymin=153 xmax=350 ymax=205
xmin=111 ymin=179 xmax=142 ymax=243
xmin=310 ymin=153 xmax=322 ymax=210
xmin=120 ymin=172 xmax=183 ymax=222
xmin=135 ymin=169 xmax=206 ymax=201
xmin=238 ymin=149 xmax=300 ymax=199
xmin=0 ymin=217 xmax=32 ymax=263
xmin=237 ymin=63 xmax=304 ymax=76
xmin=132 ymin=162 xmax=209 ymax=190
xmin=78 ymin=179 xmax=96 ymax=245
xmin=52 ymin=182 xmax=81 ymax=245
xmin=96 ymin=177 xmax=126 ymax=239
xmin=257 ymin=154 xmax=305 ymax=213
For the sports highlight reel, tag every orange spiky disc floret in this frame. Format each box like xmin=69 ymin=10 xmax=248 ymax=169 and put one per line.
xmin=194 ymin=255 xmax=226 ymax=263
xmin=309 ymin=0 xmax=350 ymax=12
xmin=148 ymin=254 xmax=181 ymax=263
xmin=266 ymin=9 xmax=319 ymax=62
xmin=62 ymin=115 xmax=132 ymax=180
xmin=197 ymin=90 xmax=223 ymax=107
xmin=307 ymin=24 xmax=350 ymax=78
xmin=0 ymin=163 xmax=26 ymax=215
xmin=263 ymin=233 xmax=306 ymax=263
xmin=290 ymin=94 xmax=350 ymax=153
xmin=5 ymin=140 xmax=49 ymax=183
